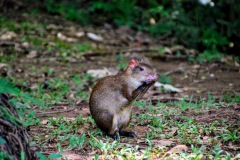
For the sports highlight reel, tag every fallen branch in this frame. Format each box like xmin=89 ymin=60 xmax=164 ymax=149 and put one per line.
xmin=164 ymin=66 xmax=185 ymax=76
xmin=36 ymin=106 xmax=76 ymax=116
xmin=147 ymin=97 xmax=200 ymax=104
xmin=0 ymin=41 xmax=18 ymax=47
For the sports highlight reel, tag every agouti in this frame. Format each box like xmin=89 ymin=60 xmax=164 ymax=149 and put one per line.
xmin=89 ymin=59 xmax=158 ymax=140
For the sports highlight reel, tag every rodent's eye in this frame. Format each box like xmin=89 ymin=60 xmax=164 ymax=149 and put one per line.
xmin=139 ymin=67 xmax=144 ymax=71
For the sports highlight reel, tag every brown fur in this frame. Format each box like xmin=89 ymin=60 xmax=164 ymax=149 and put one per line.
xmin=89 ymin=60 xmax=157 ymax=138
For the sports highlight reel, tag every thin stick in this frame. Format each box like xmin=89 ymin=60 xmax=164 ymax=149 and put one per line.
xmin=36 ymin=107 xmax=76 ymax=116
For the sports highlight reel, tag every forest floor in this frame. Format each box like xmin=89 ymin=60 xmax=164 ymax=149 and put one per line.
xmin=0 ymin=12 xmax=240 ymax=159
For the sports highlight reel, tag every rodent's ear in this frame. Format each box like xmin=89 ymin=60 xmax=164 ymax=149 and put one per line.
xmin=128 ymin=59 xmax=138 ymax=69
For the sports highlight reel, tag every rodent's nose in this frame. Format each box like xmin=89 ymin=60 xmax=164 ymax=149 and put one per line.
xmin=146 ymin=73 xmax=158 ymax=84
xmin=152 ymin=73 xmax=158 ymax=80
xmin=149 ymin=73 xmax=158 ymax=81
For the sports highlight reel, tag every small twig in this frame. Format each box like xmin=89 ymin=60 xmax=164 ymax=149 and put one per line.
xmin=82 ymin=52 xmax=112 ymax=57
xmin=0 ymin=118 xmax=15 ymax=128
xmin=51 ymin=102 xmax=71 ymax=106
xmin=222 ymin=145 xmax=240 ymax=151
xmin=9 ymin=133 xmax=25 ymax=158
xmin=147 ymin=97 xmax=199 ymax=104
xmin=190 ymin=79 xmax=205 ymax=85
xmin=0 ymin=41 xmax=18 ymax=46
xmin=36 ymin=107 xmax=76 ymax=116
xmin=123 ymin=48 xmax=159 ymax=53
xmin=151 ymin=55 xmax=189 ymax=61
xmin=0 ymin=94 xmax=20 ymax=118
xmin=120 ymin=142 xmax=149 ymax=149
xmin=196 ymin=63 xmax=202 ymax=78
xmin=164 ymin=66 xmax=185 ymax=76
xmin=157 ymin=33 xmax=171 ymax=40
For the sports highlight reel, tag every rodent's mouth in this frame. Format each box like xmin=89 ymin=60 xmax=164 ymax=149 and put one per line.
xmin=145 ymin=73 xmax=158 ymax=84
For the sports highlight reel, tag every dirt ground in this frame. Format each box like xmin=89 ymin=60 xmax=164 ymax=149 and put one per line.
xmin=25 ymin=55 xmax=239 ymax=158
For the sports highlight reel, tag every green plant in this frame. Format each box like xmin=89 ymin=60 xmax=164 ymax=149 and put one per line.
xmin=0 ymin=151 xmax=13 ymax=160
xmin=223 ymin=93 xmax=240 ymax=103
xmin=212 ymin=145 xmax=223 ymax=159
xmin=34 ymin=77 xmax=70 ymax=105
xmin=202 ymin=28 xmax=228 ymax=49
xmin=89 ymin=137 xmax=119 ymax=155
xmin=37 ymin=152 xmax=62 ymax=160
xmin=115 ymin=54 xmax=127 ymax=70
xmin=197 ymin=49 xmax=223 ymax=62
xmin=44 ymin=0 xmax=90 ymax=25
xmin=220 ymin=130 xmax=240 ymax=143
xmin=158 ymin=74 xmax=171 ymax=84
xmin=75 ymin=42 xmax=93 ymax=52
xmin=0 ymin=15 xmax=17 ymax=31
xmin=19 ymin=21 xmax=39 ymax=32
xmin=48 ymin=153 xmax=62 ymax=159
xmin=65 ymin=134 xmax=85 ymax=149
xmin=41 ymin=0 xmax=240 ymax=56
xmin=0 ymin=78 xmax=43 ymax=108
xmin=135 ymin=100 xmax=147 ymax=109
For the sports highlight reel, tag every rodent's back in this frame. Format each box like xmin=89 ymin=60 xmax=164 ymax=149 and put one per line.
xmin=89 ymin=75 xmax=129 ymax=115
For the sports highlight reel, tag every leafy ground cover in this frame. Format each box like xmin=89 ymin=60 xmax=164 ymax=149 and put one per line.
xmin=0 ymin=12 xmax=239 ymax=159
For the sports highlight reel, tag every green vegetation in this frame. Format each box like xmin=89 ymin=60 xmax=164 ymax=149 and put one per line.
xmin=41 ymin=0 xmax=239 ymax=56
xmin=1 ymin=70 xmax=239 ymax=159
xmin=224 ymin=93 xmax=240 ymax=103
xmin=4 ymin=77 xmax=236 ymax=159
xmin=0 ymin=151 xmax=14 ymax=160
xmin=158 ymin=74 xmax=172 ymax=84
xmin=0 ymin=15 xmax=43 ymax=32
xmin=0 ymin=79 xmax=43 ymax=108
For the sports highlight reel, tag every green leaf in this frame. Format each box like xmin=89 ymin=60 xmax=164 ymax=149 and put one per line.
xmin=20 ymin=151 xmax=25 ymax=160
xmin=236 ymin=154 xmax=240 ymax=158
xmin=21 ymin=93 xmax=44 ymax=108
xmin=37 ymin=152 xmax=48 ymax=160
xmin=94 ymin=154 xmax=100 ymax=160
xmin=48 ymin=153 xmax=62 ymax=159
xmin=0 ymin=78 xmax=20 ymax=95
xmin=0 ymin=137 xmax=6 ymax=144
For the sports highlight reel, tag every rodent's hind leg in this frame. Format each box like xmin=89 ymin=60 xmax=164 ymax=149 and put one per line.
xmin=119 ymin=130 xmax=137 ymax=138
xmin=106 ymin=115 xmax=120 ymax=140
xmin=97 ymin=112 xmax=119 ymax=140
xmin=107 ymin=133 xmax=119 ymax=140
xmin=95 ymin=111 xmax=117 ymax=134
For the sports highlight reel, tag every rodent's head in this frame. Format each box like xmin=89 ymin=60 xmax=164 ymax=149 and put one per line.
xmin=125 ymin=59 xmax=158 ymax=88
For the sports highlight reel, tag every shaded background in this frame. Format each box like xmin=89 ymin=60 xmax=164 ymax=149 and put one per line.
xmin=1 ymin=0 xmax=240 ymax=56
